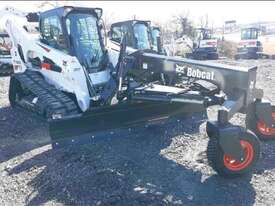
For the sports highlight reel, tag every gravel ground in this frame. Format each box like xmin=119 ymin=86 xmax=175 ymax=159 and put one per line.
xmin=0 ymin=59 xmax=274 ymax=206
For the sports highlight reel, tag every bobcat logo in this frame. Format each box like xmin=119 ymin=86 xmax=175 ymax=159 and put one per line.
xmin=175 ymin=64 xmax=185 ymax=74
xmin=175 ymin=64 xmax=215 ymax=80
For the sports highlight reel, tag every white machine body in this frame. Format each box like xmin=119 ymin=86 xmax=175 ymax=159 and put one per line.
xmin=0 ymin=7 xmax=110 ymax=112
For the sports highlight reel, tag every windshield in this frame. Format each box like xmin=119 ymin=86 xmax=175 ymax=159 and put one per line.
xmin=133 ymin=23 xmax=151 ymax=50
xmin=66 ymin=13 xmax=103 ymax=69
xmin=0 ymin=35 xmax=11 ymax=55
xmin=241 ymin=28 xmax=258 ymax=40
xmin=151 ymin=28 xmax=160 ymax=46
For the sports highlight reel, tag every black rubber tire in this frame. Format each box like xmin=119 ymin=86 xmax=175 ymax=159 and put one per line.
xmin=9 ymin=76 xmax=22 ymax=107
xmin=207 ymin=130 xmax=260 ymax=178
xmin=246 ymin=106 xmax=275 ymax=140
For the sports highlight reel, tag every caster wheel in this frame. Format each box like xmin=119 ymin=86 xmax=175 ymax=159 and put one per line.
xmin=207 ymin=130 xmax=260 ymax=178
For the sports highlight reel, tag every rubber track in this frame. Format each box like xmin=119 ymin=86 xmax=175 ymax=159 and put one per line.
xmin=15 ymin=70 xmax=79 ymax=119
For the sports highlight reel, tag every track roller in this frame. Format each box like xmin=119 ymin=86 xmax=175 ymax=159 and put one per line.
xmin=9 ymin=71 xmax=80 ymax=120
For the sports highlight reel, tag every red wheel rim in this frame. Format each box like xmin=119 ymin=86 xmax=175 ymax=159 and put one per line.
xmin=256 ymin=113 xmax=275 ymax=137
xmin=223 ymin=140 xmax=254 ymax=171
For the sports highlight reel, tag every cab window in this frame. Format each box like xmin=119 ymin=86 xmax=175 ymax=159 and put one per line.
xmin=133 ymin=23 xmax=151 ymax=50
xmin=41 ymin=15 xmax=68 ymax=52
xmin=111 ymin=26 xmax=123 ymax=43
xmin=110 ymin=25 xmax=133 ymax=47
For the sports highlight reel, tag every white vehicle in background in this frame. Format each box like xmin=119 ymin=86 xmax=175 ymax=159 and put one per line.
xmin=0 ymin=33 xmax=13 ymax=76
xmin=235 ymin=27 xmax=269 ymax=59
xmin=0 ymin=7 xmax=40 ymax=76
xmin=185 ymin=28 xmax=219 ymax=60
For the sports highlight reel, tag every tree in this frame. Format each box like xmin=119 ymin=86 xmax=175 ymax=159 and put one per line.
xmin=102 ymin=11 xmax=118 ymax=31
xmin=171 ymin=11 xmax=196 ymax=39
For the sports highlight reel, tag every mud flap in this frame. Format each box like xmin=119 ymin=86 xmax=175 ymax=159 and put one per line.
xmin=206 ymin=121 xmax=244 ymax=161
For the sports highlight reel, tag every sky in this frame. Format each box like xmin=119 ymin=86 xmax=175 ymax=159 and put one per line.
xmin=0 ymin=1 xmax=275 ymax=27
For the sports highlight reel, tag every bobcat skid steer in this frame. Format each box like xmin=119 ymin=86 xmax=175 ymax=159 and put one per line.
xmin=107 ymin=20 xmax=166 ymax=68
xmin=235 ymin=27 xmax=268 ymax=60
xmin=2 ymin=6 xmax=275 ymax=177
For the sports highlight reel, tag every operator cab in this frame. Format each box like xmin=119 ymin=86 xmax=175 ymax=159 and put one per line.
xmin=194 ymin=28 xmax=217 ymax=49
xmin=108 ymin=20 xmax=166 ymax=68
xmin=39 ymin=6 xmax=110 ymax=73
xmin=109 ymin=20 xmax=153 ymax=51
xmin=196 ymin=28 xmax=213 ymax=41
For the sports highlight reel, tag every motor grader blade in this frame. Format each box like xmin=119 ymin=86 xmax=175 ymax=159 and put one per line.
xmin=49 ymin=101 xmax=206 ymax=148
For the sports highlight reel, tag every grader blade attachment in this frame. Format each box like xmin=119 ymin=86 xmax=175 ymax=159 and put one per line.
xmin=49 ymin=101 xmax=206 ymax=148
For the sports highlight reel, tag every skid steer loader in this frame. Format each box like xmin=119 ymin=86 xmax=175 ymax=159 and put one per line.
xmin=2 ymin=6 xmax=275 ymax=177
xmin=234 ymin=27 xmax=268 ymax=60
xmin=107 ymin=20 xmax=166 ymax=68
